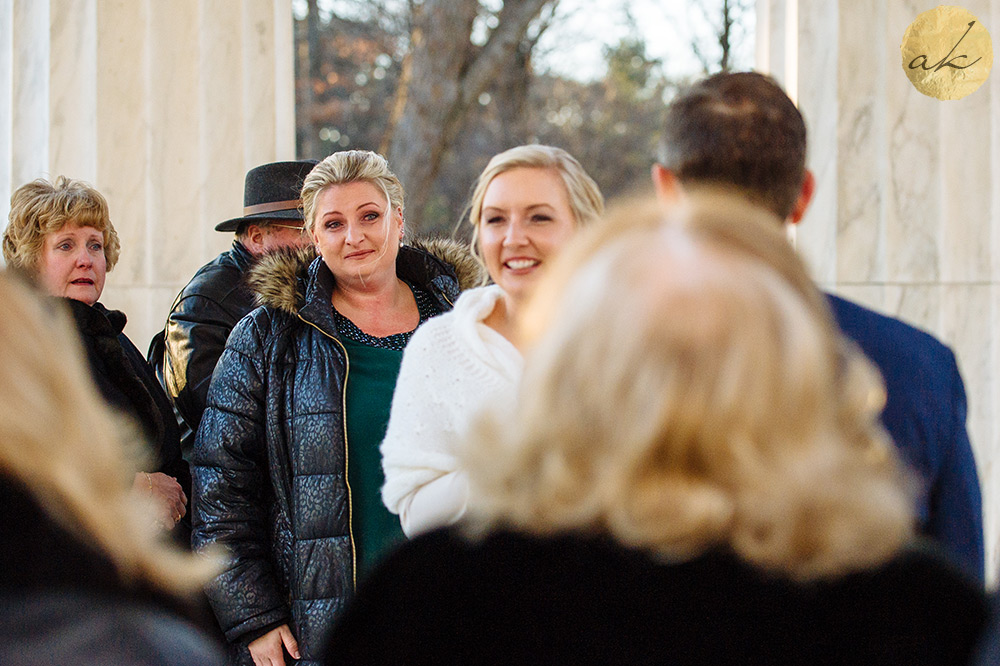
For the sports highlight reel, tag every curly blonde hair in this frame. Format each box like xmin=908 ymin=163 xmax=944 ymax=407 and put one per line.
xmin=465 ymin=193 xmax=914 ymax=581
xmin=0 ymin=272 xmax=217 ymax=596
xmin=3 ymin=177 xmax=121 ymax=272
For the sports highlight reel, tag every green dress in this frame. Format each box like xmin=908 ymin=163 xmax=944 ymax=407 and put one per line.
xmin=334 ymin=283 xmax=441 ymax=579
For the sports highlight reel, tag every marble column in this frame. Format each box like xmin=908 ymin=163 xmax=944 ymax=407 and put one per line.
xmin=1 ymin=0 xmax=296 ymax=349
xmin=758 ymin=0 xmax=1000 ymax=580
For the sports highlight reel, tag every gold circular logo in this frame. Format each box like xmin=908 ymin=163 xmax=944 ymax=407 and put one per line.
xmin=901 ymin=5 xmax=993 ymax=100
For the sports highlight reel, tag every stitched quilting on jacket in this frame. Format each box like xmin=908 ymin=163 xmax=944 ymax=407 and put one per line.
xmin=191 ymin=241 xmax=481 ymax=665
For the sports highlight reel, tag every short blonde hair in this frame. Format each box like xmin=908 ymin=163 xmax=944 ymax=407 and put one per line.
xmin=467 ymin=145 xmax=605 ymax=260
xmin=3 ymin=177 xmax=122 ymax=272
xmin=0 ymin=271 xmax=217 ymax=596
xmin=465 ymin=194 xmax=914 ymax=581
xmin=301 ymin=150 xmax=404 ymax=233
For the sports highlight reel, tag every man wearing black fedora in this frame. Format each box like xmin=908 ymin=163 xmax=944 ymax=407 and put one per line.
xmin=149 ymin=160 xmax=317 ymax=458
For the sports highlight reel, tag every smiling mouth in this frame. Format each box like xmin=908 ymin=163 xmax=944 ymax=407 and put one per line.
xmin=504 ymin=259 xmax=539 ymax=270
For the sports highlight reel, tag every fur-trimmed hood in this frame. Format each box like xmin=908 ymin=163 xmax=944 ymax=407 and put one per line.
xmin=247 ymin=238 xmax=484 ymax=314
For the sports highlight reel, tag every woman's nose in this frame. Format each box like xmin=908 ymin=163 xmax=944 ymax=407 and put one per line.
xmin=75 ymin=248 xmax=94 ymax=267
xmin=345 ymin=222 xmax=361 ymax=244
xmin=503 ymin=218 xmax=527 ymax=246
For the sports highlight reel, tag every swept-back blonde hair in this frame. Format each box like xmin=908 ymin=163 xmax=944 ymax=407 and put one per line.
xmin=466 ymin=144 xmax=605 ymax=266
xmin=3 ymin=176 xmax=122 ymax=272
xmin=301 ymin=150 xmax=405 ymax=233
xmin=0 ymin=272 xmax=217 ymax=596
xmin=465 ymin=193 xmax=914 ymax=581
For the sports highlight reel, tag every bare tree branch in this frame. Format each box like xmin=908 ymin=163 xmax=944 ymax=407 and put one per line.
xmin=385 ymin=0 xmax=554 ymax=230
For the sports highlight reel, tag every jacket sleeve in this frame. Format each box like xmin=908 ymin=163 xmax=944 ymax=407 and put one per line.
xmin=926 ymin=351 xmax=984 ymax=581
xmin=191 ymin=314 xmax=290 ymax=643
xmin=119 ymin=333 xmax=191 ymax=501
xmin=164 ymin=293 xmax=239 ymax=436
xmin=380 ymin=321 xmax=468 ymax=538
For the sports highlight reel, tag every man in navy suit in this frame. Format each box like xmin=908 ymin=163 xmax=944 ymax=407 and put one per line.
xmin=652 ymin=71 xmax=984 ymax=580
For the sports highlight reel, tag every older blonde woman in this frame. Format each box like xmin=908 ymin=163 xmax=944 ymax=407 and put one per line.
xmin=0 ymin=271 xmax=222 ymax=665
xmin=381 ymin=145 xmax=604 ymax=537
xmin=192 ymin=150 xmax=480 ymax=666
xmin=2 ymin=177 xmax=188 ymax=531
xmin=328 ymin=195 xmax=987 ymax=665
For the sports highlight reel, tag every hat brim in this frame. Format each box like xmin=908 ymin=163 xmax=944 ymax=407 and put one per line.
xmin=214 ymin=207 xmax=305 ymax=232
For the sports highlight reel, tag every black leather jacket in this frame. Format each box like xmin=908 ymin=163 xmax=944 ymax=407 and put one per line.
xmin=155 ymin=241 xmax=257 ymax=454
xmin=192 ymin=243 xmax=480 ymax=665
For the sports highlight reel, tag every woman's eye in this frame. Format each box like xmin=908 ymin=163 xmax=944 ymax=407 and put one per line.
xmin=57 ymin=242 xmax=72 ymax=251
xmin=362 ymin=212 xmax=380 ymax=222
xmin=325 ymin=220 xmax=342 ymax=229
xmin=485 ymin=216 xmax=504 ymax=225
xmin=89 ymin=242 xmax=103 ymax=251
xmin=531 ymin=214 xmax=553 ymax=223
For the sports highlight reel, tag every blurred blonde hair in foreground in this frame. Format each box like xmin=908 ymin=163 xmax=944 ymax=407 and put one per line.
xmin=464 ymin=191 xmax=916 ymax=581
xmin=0 ymin=271 xmax=217 ymax=595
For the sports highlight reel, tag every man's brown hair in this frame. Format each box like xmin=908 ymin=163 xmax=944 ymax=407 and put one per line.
xmin=660 ymin=72 xmax=807 ymax=219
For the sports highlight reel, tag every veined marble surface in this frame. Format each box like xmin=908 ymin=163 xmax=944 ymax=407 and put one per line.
xmin=1 ymin=0 xmax=295 ymax=352
xmin=763 ymin=0 xmax=1000 ymax=581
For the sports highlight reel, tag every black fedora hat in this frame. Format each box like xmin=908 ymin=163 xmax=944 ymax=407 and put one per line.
xmin=215 ymin=159 xmax=320 ymax=232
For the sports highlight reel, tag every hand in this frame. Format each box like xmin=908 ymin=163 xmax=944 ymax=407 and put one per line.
xmin=248 ymin=624 xmax=300 ymax=666
xmin=133 ymin=471 xmax=187 ymax=529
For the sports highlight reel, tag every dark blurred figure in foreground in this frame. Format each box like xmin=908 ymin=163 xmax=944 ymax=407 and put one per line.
xmin=652 ymin=71 xmax=984 ymax=580
xmin=0 ymin=271 xmax=224 ymax=666
xmin=973 ymin=587 xmax=1000 ymax=665
xmin=326 ymin=196 xmax=987 ymax=665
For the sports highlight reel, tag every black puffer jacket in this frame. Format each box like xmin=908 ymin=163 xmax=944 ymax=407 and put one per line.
xmin=192 ymin=242 xmax=481 ymax=665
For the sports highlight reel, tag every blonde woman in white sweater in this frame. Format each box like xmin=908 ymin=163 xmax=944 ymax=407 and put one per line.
xmin=381 ymin=145 xmax=604 ymax=537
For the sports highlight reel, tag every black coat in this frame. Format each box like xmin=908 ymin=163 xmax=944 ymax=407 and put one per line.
xmin=329 ymin=528 xmax=989 ymax=665
xmin=0 ymin=475 xmax=224 ymax=665
xmin=152 ymin=241 xmax=257 ymax=456
xmin=66 ymin=299 xmax=190 ymax=506
xmin=192 ymin=243 xmax=481 ymax=666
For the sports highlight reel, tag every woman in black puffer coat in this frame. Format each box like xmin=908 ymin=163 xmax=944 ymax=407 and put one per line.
xmin=192 ymin=151 xmax=481 ymax=666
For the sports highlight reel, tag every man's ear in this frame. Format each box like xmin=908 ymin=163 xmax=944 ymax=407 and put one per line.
xmin=243 ymin=223 xmax=267 ymax=255
xmin=651 ymin=164 xmax=684 ymax=206
xmin=788 ymin=170 xmax=815 ymax=225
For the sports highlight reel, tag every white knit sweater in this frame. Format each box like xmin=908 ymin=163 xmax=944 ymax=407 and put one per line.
xmin=381 ymin=285 xmax=522 ymax=537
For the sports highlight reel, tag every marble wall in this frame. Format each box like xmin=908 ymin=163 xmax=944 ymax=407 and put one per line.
xmin=759 ymin=0 xmax=1000 ymax=580
xmin=0 ymin=0 xmax=295 ymax=349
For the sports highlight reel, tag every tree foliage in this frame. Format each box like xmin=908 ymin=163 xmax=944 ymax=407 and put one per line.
xmin=294 ymin=1 xmax=748 ymax=236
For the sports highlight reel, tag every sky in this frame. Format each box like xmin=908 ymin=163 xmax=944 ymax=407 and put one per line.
xmin=534 ymin=0 xmax=756 ymax=81
xmin=298 ymin=0 xmax=756 ymax=83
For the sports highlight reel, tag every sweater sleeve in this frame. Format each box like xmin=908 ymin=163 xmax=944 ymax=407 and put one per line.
xmin=380 ymin=317 xmax=469 ymax=537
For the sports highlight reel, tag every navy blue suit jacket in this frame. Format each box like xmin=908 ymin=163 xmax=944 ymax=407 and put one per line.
xmin=827 ymin=294 xmax=984 ymax=580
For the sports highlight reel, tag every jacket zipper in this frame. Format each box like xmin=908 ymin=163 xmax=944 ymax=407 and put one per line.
xmin=296 ymin=313 xmax=357 ymax=590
